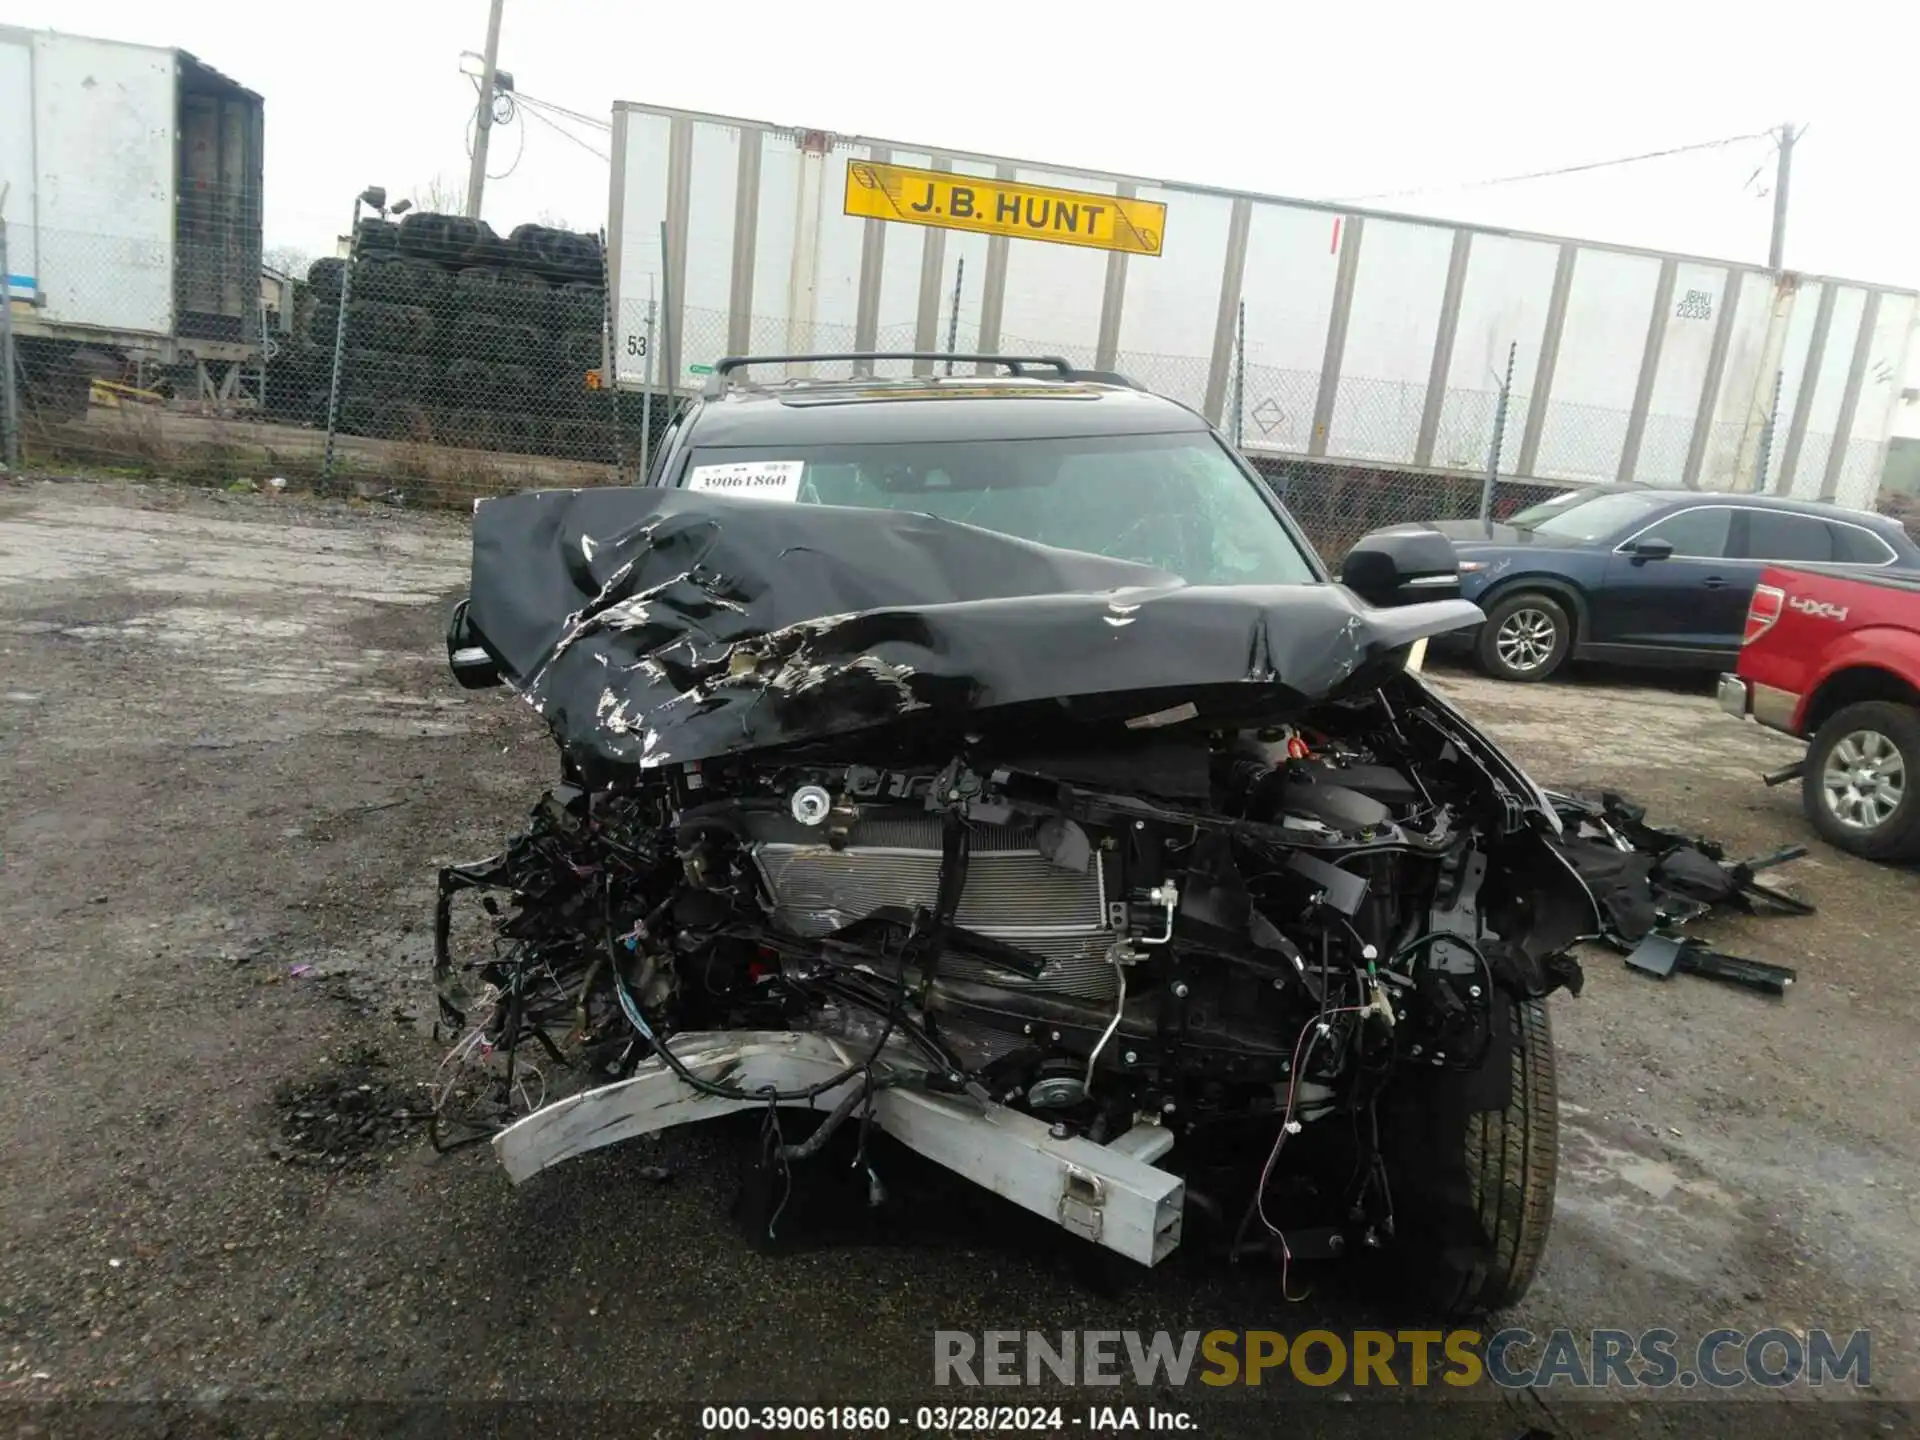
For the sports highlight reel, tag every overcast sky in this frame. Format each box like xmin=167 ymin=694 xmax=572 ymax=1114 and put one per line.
xmin=10 ymin=0 xmax=1918 ymax=287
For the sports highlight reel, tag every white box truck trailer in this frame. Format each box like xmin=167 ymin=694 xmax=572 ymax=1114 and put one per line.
xmin=606 ymin=102 xmax=1918 ymax=512
xmin=0 ymin=26 xmax=264 ymax=413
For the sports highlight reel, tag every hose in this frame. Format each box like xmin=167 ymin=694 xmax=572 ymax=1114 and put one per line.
xmin=1082 ymin=954 xmax=1129 ymax=1097
xmin=778 ymin=1073 xmax=895 ymax=1162
xmin=603 ymin=879 xmax=917 ymax=1105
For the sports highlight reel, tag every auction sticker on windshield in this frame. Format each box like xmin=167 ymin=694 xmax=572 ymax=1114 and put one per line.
xmin=686 ymin=461 xmax=803 ymax=501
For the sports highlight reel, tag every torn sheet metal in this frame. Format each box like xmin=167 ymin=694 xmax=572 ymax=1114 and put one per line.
xmin=1544 ymin=790 xmax=1814 ymax=946
xmin=464 ymin=487 xmax=1482 ymax=777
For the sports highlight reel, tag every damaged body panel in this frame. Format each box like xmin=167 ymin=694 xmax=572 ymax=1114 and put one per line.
xmin=463 ymin=486 xmax=1491 ymax=778
xmin=439 ymin=424 xmax=1598 ymax=1314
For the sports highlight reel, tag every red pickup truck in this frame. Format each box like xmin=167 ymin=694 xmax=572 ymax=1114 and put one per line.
xmin=1719 ymin=563 xmax=1920 ymax=861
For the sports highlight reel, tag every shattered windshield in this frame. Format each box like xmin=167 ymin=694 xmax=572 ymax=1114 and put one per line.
xmin=677 ymin=431 xmax=1319 ymax=586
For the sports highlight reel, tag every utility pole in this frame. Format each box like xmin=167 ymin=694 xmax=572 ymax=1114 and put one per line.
xmin=1767 ymin=122 xmax=1797 ymax=271
xmin=464 ymin=0 xmax=506 ymax=220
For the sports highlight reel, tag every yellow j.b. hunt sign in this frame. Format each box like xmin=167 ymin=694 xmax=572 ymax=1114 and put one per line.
xmin=844 ymin=160 xmax=1166 ymax=257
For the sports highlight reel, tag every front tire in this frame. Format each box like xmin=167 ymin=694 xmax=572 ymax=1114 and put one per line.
xmin=1802 ymin=700 xmax=1920 ymax=862
xmin=1379 ymin=995 xmax=1559 ymax=1315
xmin=1475 ymin=592 xmax=1571 ymax=682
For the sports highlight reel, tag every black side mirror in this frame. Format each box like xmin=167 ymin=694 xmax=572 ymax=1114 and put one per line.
xmin=446 ymin=597 xmax=503 ymax=689
xmin=1629 ymin=537 xmax=1674 ymax=562
xmin=1341 ymin=525 xmax=1462 ymax=607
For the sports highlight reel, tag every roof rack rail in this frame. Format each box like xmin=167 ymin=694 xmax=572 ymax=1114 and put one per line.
xmin=702 ymin=352 xmax=1141 ymax=397
xmin=1062 ymin=368 xmax=1144 ymax=389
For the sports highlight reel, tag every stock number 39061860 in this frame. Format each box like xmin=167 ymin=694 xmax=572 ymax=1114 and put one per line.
xmin=699 ymin=1408 xmax=890 ymax=1432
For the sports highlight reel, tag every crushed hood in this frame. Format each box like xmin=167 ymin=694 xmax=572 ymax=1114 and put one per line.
xmin=465 ymin=487 xmax=1484 ymax=775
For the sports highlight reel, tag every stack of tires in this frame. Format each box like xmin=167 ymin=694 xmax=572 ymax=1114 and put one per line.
xmin=274 ymin=214 xmax=615 ymax=463
xmin=260 ymin=273 xmax=326 ymax=424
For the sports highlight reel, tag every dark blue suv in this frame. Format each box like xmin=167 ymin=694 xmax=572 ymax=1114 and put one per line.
xmin=1427 ymin=486 xmax=1920 ymax=681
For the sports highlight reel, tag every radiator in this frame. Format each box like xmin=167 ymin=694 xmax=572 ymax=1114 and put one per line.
xmin=750 ymin=818 xmax=1116 ymax=1001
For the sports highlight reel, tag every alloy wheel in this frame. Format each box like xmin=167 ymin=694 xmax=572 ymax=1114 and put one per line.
xmin=1820 ymin=729 xmax=1907 ymax=831
xmin=1495 ymin=608 xmax=1558 ymax=673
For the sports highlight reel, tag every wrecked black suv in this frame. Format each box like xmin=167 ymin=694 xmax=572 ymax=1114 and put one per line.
xmin=435 ymin=354 xmax=1598 ymax=1313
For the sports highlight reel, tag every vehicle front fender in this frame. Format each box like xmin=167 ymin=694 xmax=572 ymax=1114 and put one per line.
xmin=1476 ymin=572 xmax=1594 ymax=644
xmin=1802 ymin=630 xmax=1920 ymax=732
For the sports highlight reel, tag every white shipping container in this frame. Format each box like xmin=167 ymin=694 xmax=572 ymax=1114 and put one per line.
xmin=608 ymin=103 xmax=1920 ymax=511
xmin=0 ymin=25 xmax=264 ymax=364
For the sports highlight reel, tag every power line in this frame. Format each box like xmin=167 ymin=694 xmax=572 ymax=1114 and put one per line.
xmin=513 ymin=90 xmax=612 ymax=133
xmin=1325 ymin=130 xmax=1774 ymax=204
xmin=463 ymin=99 xmax=526 ymax=181
xmin=518 ymin=100 xmax=610 ymax=163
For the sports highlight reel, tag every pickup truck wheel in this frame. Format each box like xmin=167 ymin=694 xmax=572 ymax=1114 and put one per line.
xmin=1476 ymin=592 xmax=1571 ymax=682
xmin=1375 ymin=994 xmax=1559 ymax=1316
xmin=1804 ymin=701 xmax=1920 ymax=861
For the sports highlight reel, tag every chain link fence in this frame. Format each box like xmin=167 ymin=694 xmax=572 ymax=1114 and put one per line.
xmin=3 ymin=210 xmax=631 ymax=506
xmin=309 ymin=211 xmax=628 ymax=502
xmin=1248 ymin=460 xmax=1567 ymax=565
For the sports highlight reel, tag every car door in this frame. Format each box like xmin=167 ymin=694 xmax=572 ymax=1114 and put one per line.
xmin=1594 ymin=505 xmax=1741 ymax=653
xmin=1827 ymin=521 xmax=1899 ymax=568
xmin=1729 ymin=506 xmax=1839 ymax=600
xmin=1652 ymin=505 xmax=1841 ymax=654
xmin=645 ymin=406 xmax=694 ymax=486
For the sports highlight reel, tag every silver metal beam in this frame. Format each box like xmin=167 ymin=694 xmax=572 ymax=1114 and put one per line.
xmin=1734 ymin=274 xmax=1797 ymax=491
xmin=726 ymin=127 xmax=764 ymax=357
xmin=1774 ymin=282 xmax=1835 ymax=496
xmin=1616 ymin=256 xmax=1678 ymax=483
xmin=662 ymin=115 xmax=695 ymax=397
xmin=973 ymin=164 xmax=1015 ymax=373
xmin=1308 ymin=214 xmax=1364 ymax=456
xmin=1203 ymin=197 xmax=1253 ymax=426
xmin=851 ymin=145 xmax=889 ymax=361
xmin=605 ymin=109 xmax=629 ymax=366
xmin=491 ymin=1030 xmax=1185 ymax=1268
xmin=1414 ymin=229 xmax=1473 ymax=468
xmin=27 ymin=33 xmax=44 ymax=245
xmin=1681 ymin=268 xmax=1743 ymax=489
xmin=912 ymin=159 xmax=953 ymax=375
xmin=1516 ymin=243 xmax=1578 ymax=478
xmin=1094 ymin=182 xmax=1136 ymax=371
xmin=1819 ymin=288 xmax=1880 ymax=502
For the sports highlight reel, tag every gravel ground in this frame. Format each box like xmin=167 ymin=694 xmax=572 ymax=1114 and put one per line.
xmin=1 ymin=478 xmax=1915 ymax=1438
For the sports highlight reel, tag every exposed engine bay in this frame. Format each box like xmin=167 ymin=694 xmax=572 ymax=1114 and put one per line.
xmin=435 ymin=487 xmax=1598 ymax=1313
